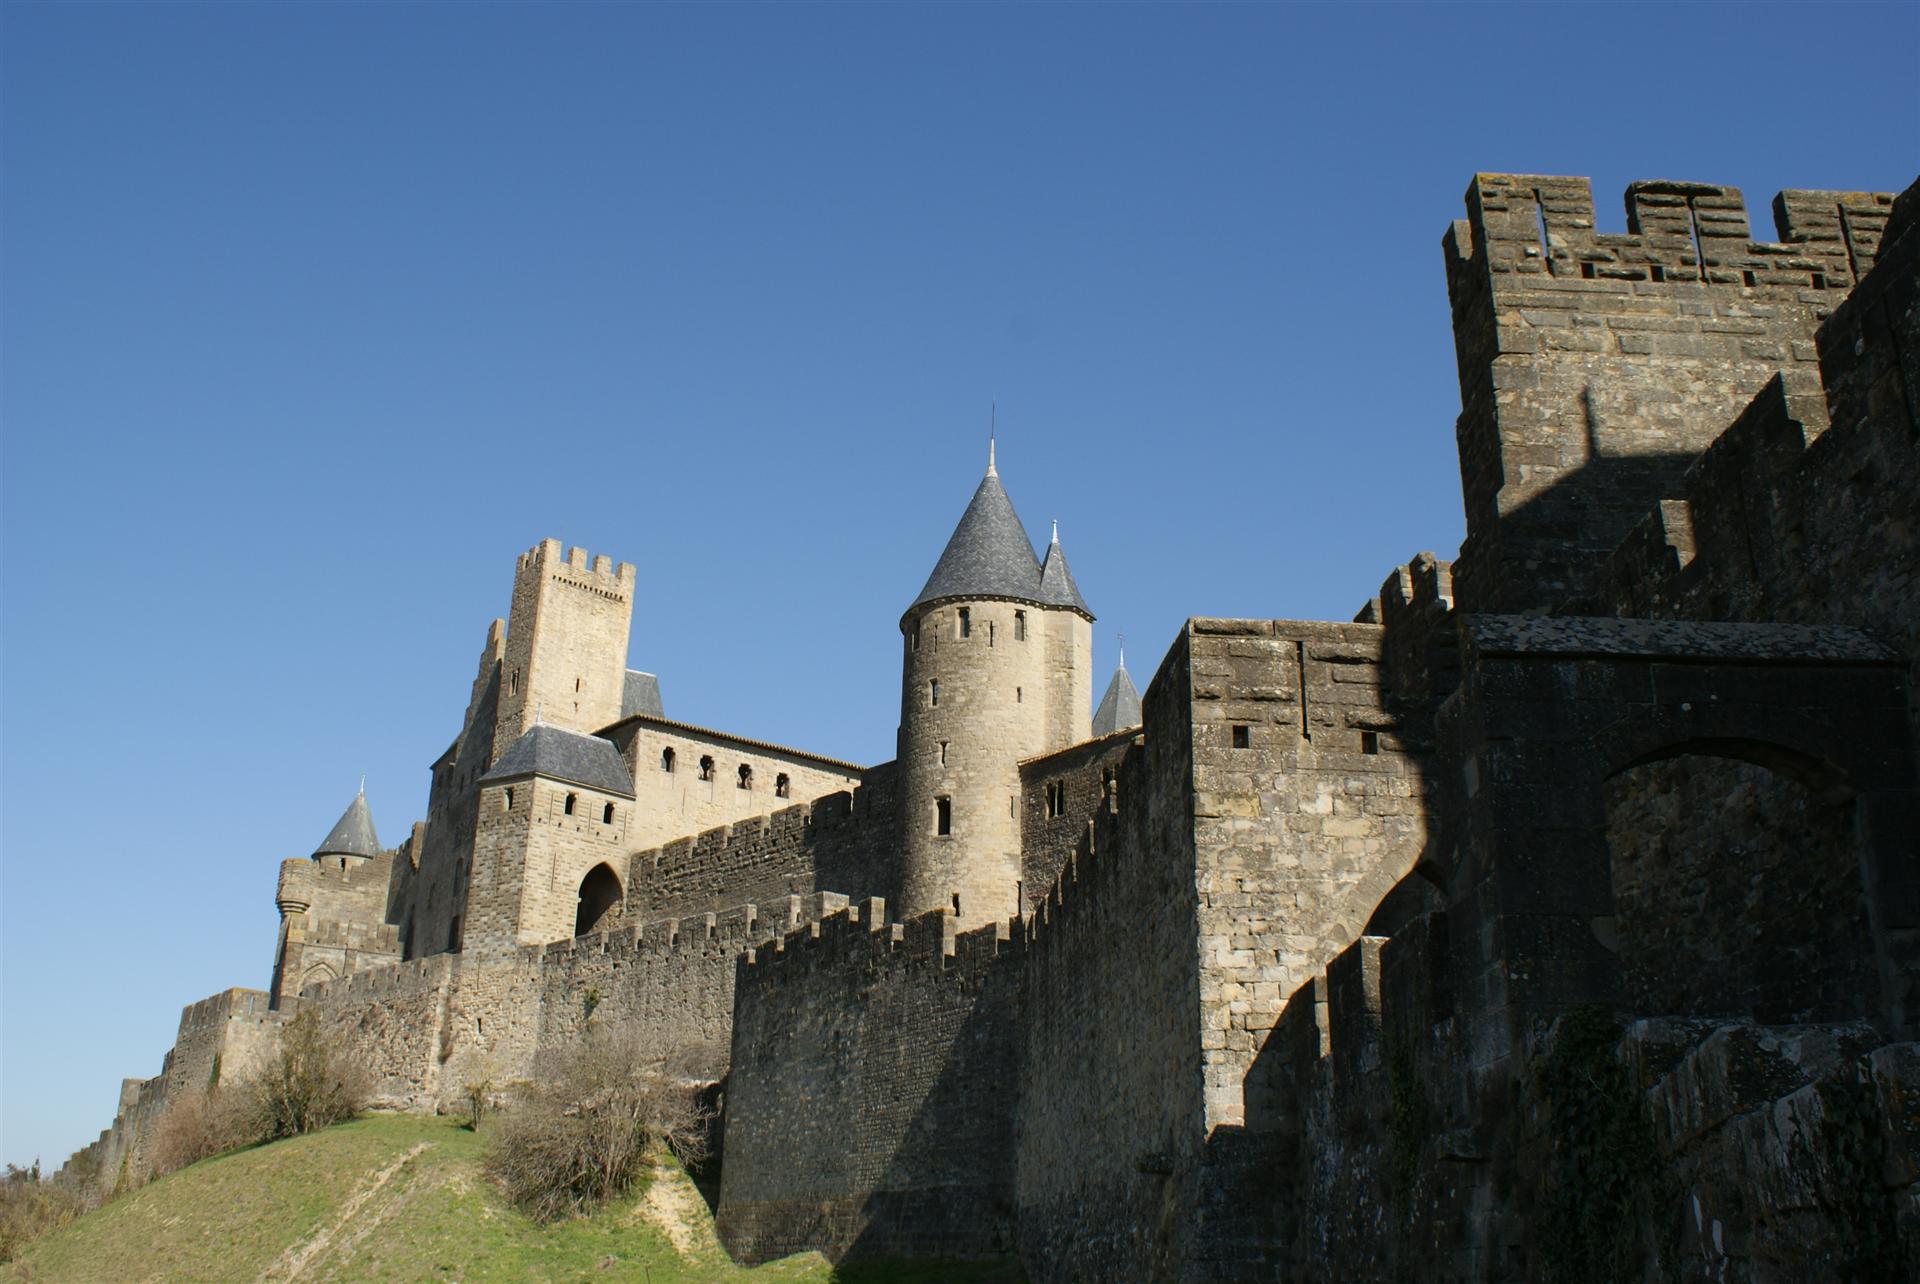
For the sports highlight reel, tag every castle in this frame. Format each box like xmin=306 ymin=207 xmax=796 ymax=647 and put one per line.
xmin=67 ymin=171 xmax=1919 ymax=1281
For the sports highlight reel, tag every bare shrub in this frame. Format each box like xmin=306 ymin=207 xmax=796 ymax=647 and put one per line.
xmin=0 ymin=1163 xmax=86 ymax=1265
xmin=244 ymin=1010 xmax=368 ymax=1142
xmin=147 ymin=1088 xmax=251 ymax=1178
xmin=484 ymin=1024 xmax=714 ymax=1223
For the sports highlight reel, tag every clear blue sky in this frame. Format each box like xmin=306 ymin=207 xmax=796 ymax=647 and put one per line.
xmin=2 ymin=0 xmax=1913 ymax=1170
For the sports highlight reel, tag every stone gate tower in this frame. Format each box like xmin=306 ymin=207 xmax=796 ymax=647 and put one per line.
xmin=896 ymin=447 xmax=1092 ymax=929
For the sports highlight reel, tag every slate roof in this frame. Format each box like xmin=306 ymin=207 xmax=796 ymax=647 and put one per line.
xmin=481 ymin=724 xmax=635 ymax=797
xmin=313 ymin=792 xmax=382 ymax=860
xmin=1091 ymin=662 xmax=1143 ymax=736
xmin=906 ymin=470 xmax=1094 ymax=622
xmin=1038 ymin=538 xmax=1092 ymax=616
xmin=621 ymin=670 xmax=664 ymax=719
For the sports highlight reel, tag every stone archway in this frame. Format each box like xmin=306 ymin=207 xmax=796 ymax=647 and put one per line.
xmin=1602 ymin=749 xmax=1873 ymax=1023
xmin=575 ymin=863 xmax=623 ymax=937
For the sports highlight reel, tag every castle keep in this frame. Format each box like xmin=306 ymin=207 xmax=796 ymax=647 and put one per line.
xmin=68 ymin=172 xmax=1920 ymax=1281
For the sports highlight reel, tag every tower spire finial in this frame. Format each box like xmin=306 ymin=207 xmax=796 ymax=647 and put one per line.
xmin=987 ymin=401 xmax=997 ymax=476
xmin=1051 ymin=518 xmax=1059 ymax=544
xmin=358 ymin=773 xmax=365 ymax=796
xmin=1117 ymin=631 xmax=1125 ymax=670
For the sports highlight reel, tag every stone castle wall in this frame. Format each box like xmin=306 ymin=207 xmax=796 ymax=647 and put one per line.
xmin=624 ymin=765 xmax=899 ymax=924
xmin=605 ymin=715 xmax=868 ymax=852
xmin=1017 ymin=727 xmax=1135 ymax=914
xmin=1446 ymin=174 xmax=1895 ymax=615
xmin=718 ymin=901 xmax=1022 ymax=1264
xmin=493 ymin=540 xmax=635 ymax=743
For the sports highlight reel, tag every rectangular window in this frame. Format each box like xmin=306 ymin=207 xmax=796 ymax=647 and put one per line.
xmin=958 ymin=607 xmax=971 ymax=638
xmin=1016 ymin=686 xmax=1023 ymax=703
xmin=911 ymin=621 xmax=920 ymax=652
xmin=1232 ymin=725 xmax=1250 ymax=749
xmin=935 ymin=796 xmax=952 ymax=836
xmin=939 ymin=741 xmax=948 ymax=765
xmin=930 ymin=679 xmax=939 ymax=707
xmin=1014 ymin=610 xmax=1026 ymax=641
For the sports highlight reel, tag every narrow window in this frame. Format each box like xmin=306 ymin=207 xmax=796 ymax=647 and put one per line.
xmin=738 ymin=763 xmax=753 ymax=790
xmin=989 ymin=620 xmax=995 ymax=646
xmin=1010 ymin=795 xmax=1017 ymax=818
xmin=911 ymin=620 xmax=920 ymax=652
xmin=1014 ymin=610 xmax=1026 ymax=641
xmin=575 ymin=677 xmax=581 ymax=692
xmin=958 ymin=607 xmax=971 ymax=639
xmin=935 ymin=796 xmax=952 ymax=836
xmin=930 ymin=679 xmax=939 ymax=707
xmin=602 ymin=802 xmax=615 ymax=823
xmin=940 ymin=741 xmax=948 ymax=765
xmin=448 ymin=916 xmax=461 ymax=951
xmin=699 ymin=755 xmax=714 ymax=781
xmin=1102 ymin=767 xmax=1115 ymax=798
xmin=1016 ymin=686 xmax=1023 ymax=703
xmin=504 ymin=787 xmax=514 ymax=811
xmin=951 ymin=893 xmax=961 ymax=915
xmin=776 ymin=773 xmax=790 ymax=798
xmin=1231 ymin=725 xmax=1250 ymax=749
xmin=1648 ymin=263 xmax=1665 ymax=283
xmin=661 ymin=747 xmax=675 ymax=772
xmin=564 ymin=792 xmax=578 ymax=816
xmin=1361 ymin=731 xmax=1380 ymax=755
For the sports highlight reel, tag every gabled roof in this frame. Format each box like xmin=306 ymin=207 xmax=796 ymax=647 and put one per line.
xmin=905 ymin=468 xmax=1093 ymax=623
xmin=313 ymin=792 xmax=381 ymax=860
xmin=481 ymin=724 xmax=635 ymax=798
xmin=1091 ymin=661 xmax=1143 ymax=736
xmin=621 ymin=670 xmax=664 ymax=719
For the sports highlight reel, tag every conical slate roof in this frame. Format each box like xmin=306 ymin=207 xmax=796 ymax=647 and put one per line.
xmin=481 ymin=724 xmax=635 ymax=798
xmin=313 ymin=792 xmax=381 ymax=860
xmin=1038 ymin=536 xmax=1091 ymax=616
xmin=905 ymin=467 xmax=1094 ymax=623
xmin=1091 ymin=661 xmax=1143 ymax=736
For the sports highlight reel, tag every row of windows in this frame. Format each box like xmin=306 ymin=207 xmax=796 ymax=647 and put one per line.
xmin=501 ymin=785 xmax=619 ymax=825
xmin=657 ymin=747 xmax=791 ymax=796
xmin=910 ymin=607 xmax=1029 ymax=652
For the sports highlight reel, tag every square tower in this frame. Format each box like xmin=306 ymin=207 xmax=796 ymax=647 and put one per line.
xmin=492 ymin=540 xmax=636 ymax=748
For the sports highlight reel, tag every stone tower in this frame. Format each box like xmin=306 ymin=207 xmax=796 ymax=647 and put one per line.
xmin=897 ymin=448 xmax=1092 ymax=929
xmin=492 ymin=539 xmax=637 ymax=750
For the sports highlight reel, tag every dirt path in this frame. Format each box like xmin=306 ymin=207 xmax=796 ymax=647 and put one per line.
xmin=256 ymin=1142 xmax=430 ymax=1282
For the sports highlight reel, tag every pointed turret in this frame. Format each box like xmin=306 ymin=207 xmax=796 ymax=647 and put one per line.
xmin=1037 ymin=522 xmax=1092 ymax=616
xmin=1092 ymin=652 xmax=1143 ymax=736
xmin=895 ymin=446 xmax=1096 ymax=929
xmin=312 ymin=790 xmax=381 ymax=861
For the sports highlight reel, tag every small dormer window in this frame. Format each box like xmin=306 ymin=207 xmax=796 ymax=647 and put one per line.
xmin=564 ymin=793 xmax=577 ymax=816
xmin=661 ymin=747 xmax=675 ymax=772
xmin=602 ymin=802 xmax=615 ymax=824
xmin=699 ymin=755 xmax=715 ymax=782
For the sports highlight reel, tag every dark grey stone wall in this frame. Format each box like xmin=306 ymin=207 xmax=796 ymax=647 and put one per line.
xmin=1018 ymin=728 xmax=1135 ymax=914
xmin=717 ymin=903 xmax=1020 ymax=1266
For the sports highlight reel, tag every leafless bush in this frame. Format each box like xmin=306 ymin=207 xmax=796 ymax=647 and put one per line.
xmin=147 ymin=1088 xmax=252 ymax=1178
xmin=0 ymin=1163 xmax=86 ymax=1265
xmin=484 ymin=1024 xmax=715 ymax=1222
xmin=244 ymin=1010 xmax=368 ymax=1142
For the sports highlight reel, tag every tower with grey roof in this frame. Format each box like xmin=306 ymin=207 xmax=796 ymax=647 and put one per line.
xmin=896 ymin=447 xmax=1093 ymax=928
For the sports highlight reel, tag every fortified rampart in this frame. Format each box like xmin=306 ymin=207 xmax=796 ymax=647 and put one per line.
xmin=59 ymin=170 xmax=1920 ymax=1282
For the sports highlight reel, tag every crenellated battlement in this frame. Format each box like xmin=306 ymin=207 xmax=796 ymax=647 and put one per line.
xmin=1449 ymin=173 xmax=1893 ymax=293
xmin=518 ymin=537 xmax=636 ymax=596
xmin=740 ymin=896 xmax=1017 ymax=979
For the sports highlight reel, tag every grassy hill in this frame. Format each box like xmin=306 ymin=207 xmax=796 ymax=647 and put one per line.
xmin=2 ymin=1114 xmax=1023 ymax=1283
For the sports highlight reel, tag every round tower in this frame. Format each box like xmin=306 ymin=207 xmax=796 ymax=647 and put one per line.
xmin=897 ymin=448 xmax=1092 ymax=929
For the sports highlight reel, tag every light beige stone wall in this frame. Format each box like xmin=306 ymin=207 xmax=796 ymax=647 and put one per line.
xmin=494 ymin=540 xmax=635 ymax=743
xmin=608 ymin=718 xmax=864 ymax=850
xmin=898 ymin=599 xmax=1090 ymax=928
xmin=468 ymin=775 xmax=636 ymax=952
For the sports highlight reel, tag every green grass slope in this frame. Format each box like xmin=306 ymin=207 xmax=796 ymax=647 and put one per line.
xmin=3 ymin=1115 xmax=1023 ymax=1283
